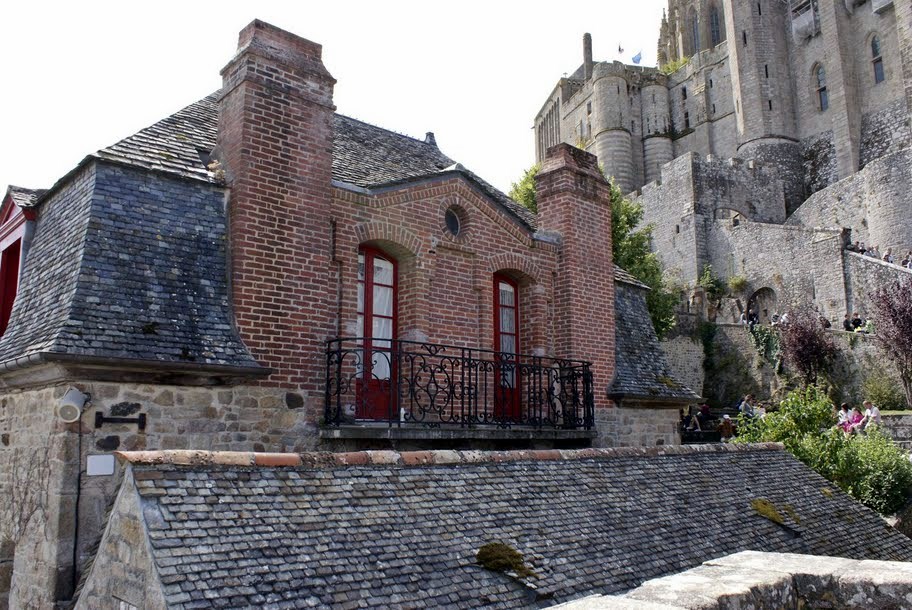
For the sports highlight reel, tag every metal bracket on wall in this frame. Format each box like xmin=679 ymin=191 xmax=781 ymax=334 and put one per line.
xmin=95 ymin=412 xmax=147 ymax=431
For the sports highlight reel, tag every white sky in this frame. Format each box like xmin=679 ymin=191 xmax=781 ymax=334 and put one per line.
xmin=0 ymin=0 xmax=666 ymax=196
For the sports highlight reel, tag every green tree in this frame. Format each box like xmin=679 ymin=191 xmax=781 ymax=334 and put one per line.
xmin=508 ymin=164 xmax=540 ymax=214
xmin=736 ymin=386 xmax=912 ymax=515
xmin=508 ymin=166 xmax=678 ymax=338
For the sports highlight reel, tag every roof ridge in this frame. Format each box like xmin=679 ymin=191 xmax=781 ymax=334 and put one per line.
xmin=334 ymin=112 xmax=439 ymax=147
xmin=117 ymin=443 xmax=784 ymax=468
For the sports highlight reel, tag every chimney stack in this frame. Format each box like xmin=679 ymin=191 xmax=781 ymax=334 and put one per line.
xmin=583 ymin=33 xmax=594 ymax=80
xmin=217 ymin=20 xmax=337 ymax=396
xmin=535 ymin=143 xmax=615 ymax=416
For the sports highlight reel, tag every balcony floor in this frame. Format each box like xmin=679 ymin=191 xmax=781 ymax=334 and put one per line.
xmin=319 ymin=423 xmax=598 ymax=442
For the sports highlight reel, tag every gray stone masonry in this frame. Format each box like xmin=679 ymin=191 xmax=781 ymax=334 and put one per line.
xmin=550 ymin=550 xmax=912 ymax=609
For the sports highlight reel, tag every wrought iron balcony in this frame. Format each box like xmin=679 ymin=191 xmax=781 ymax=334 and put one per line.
xmin=324 ymin=338 xmax=594 ymax=430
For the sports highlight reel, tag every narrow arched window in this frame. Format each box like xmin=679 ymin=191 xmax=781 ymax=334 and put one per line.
xmin=814 ymin=65 xmax=828 ymax=112
xmin=872 ymin=35 xmax=885 ymax=84
xmin=710 ymin=7 xmax=722 ymax=46
xmin=692 ymin=14 xmax=701 ymax=53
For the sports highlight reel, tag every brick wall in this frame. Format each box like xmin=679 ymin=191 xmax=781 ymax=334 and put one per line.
xmin=218 ymin=20 xmax=337 ymax=398
xmin=536 ymin=144 xmax=616 ymax=414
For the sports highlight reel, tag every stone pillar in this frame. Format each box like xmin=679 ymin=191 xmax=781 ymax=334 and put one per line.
xmin=217 ymin=20 xmax=337 ymax=405
xmin=817 ymin=0 xmax=861 ymax=179
xmin=536 ymin=144 xmax=616 ymax=414
xmin=894 ymin=0 xmax=912 ymax=118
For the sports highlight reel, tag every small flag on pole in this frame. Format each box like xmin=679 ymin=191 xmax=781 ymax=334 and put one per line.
xmin=632 ymin=51 xmax=643 ymax=64
xmin=618 ymin=44 xmax=625 ymax=54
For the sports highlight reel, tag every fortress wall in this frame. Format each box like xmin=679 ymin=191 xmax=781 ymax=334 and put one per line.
xmin=788 ymin=147 xmax=912 ymax=254
xmin=705 ymin=221 xmax=848 ymax=321
xmin=860 ymin=98 xmax=912 ymax=167
xmin=844 ymin=251 xmax=912 ymax=316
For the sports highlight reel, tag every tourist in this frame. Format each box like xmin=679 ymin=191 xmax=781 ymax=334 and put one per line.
xmin=861 ymin=400 xmax=882 ymax=431
xmin=842 ymin=314 xmax=853 ymax=332
xmin=837 ymin=403 xmax=850 ymax=427
xmin=851 ymin=312 xmax=864 ymax=330
xmin=696 ymin=403 xmax=714 ymax=428
xmin=739 ymin=394 xmax=755 ymax=418
xmin=819 ymin=315 xmax=831 ymax=329
xmin=884 ymin=248 xmax=895 ymax=264
xmin=719 ymin=414 xmax=735 ymax=441
xmin=739 ymin=311 xmax=748 ymax=325
xmin=779 ymin=311 xmax=789 ymax=326
xmin=844 ymin=406 xmax=864 ymax=435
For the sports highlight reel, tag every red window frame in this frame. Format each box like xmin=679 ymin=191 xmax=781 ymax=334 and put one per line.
xmin=493 ymin=274 xmax=521 ymax=421
xmin=0 ymin=199 xmax=29 ymax=337
xmin=357 ymin=246 xmax=398 ymax=420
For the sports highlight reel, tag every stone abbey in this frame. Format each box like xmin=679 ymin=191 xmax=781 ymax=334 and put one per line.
xmin=536 ymin=0 xmax=912 ymax=330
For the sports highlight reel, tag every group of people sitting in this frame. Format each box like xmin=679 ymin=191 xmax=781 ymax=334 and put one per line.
xmin=837 ymin=401 xmax=882 ymax=435
xmin=847 ymin=242 xmax=912 ymax=269
xmin=841 ymin=312 xmax=874 ymax=334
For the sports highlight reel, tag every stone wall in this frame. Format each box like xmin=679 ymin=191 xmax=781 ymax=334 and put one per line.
xmin=689 ymin=323 xmax=902 ymax=409
xmin=553 ymin=551 xmax=912 ymax=609
xmin=800 ymin=130 xmax=837 ymax=196
xmin=0 ymin=385 xmax=76 ymax=608
xmin=788 ymin=147 xmax=912 ymax=256
xmin=845 ymin=249 xmax=912 ymax=316
xmin=73 ymin=470 xmax=167 ymax=610
xmin=860 ymin=99 xmax=912 ymax=167
xmin=880 ymin=414 xmax=912 ymax=450
xmin=706 ymin=221 xmax=848 ymax=322
xmin=601 ymin=405 xmax=681 ymax=448
xmin=659 ymin=335 xmax=705 ymax=400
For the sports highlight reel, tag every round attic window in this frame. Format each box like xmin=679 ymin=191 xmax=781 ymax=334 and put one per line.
xmin=445 ymin=208 xmax=461 ymax=237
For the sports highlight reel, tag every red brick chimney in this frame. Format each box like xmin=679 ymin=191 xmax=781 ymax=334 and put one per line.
xmin=535 ymin=144 xmax=616 ymax=413
xmin=218 ymin=20 xmax=336 ymax=396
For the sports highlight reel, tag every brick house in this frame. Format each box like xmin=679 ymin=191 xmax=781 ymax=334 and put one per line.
xmin=0 ymin=21 xmax=696 ymax=607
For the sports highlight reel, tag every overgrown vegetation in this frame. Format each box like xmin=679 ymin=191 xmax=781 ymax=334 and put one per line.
xmin=697 ymin=265 xmax=726 ymax=302
xmin=659 ymin=56 xmax=690 ymax=75
xmin=863 ymin=369 xmax=909 ymax=412
xmin=508 ymin=164 xmax=540 ymax=214
xmin=509 ymin=165 xmax=678 ymax=338
xmin=476 ymin=542 xmax=537 ymax=579
xmin=778 ymin=307 xmax=839 ymax=385
xmin=736 ymin=386 xmax=912 ymax=515
xmin=748 ymin=324 xmax=780 ymax=368
xmin=728 ymin=275 xmax=748 ymax=294
xmin=870 ymin=279 xmax=912 ymax=409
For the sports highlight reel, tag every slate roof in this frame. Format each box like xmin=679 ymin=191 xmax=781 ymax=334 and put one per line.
xmin=107 ymin=445 xmax=912 ymax=609
xmin=94 ymin=93 xmax=536 ymax=229
xmin=610 ymin=280 xmax=698 ymax=403
xmin=6 ymin=185 xmax=46 ymax=208
xmin=0 ymin=162 xmax=263 ymax=372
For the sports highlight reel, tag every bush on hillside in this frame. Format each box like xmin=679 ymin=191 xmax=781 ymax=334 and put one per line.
xmin=736 ymin=386 xmax=912 ymax=515
xmin=863 ymin=370 xmax=909 ymax=411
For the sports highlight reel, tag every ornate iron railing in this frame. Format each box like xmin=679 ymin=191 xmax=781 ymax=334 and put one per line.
xmin=325 ymin=338 xmax=594 ymax=429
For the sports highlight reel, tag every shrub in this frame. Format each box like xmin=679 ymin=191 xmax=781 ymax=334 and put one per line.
xmin=698 ymin=265 xmax=725 ymax=302
xmin=728 ymin=275 xmax=748 ymax=294
xmin=863 ymin=370 xmax=909 ymax=411
xmin=736 ymin=386 xmax=912 ymax=515
xmin=779 ymin=307 xmax=839 ymax=384
xmin=659 ymin=56 xmax=690 ymax=75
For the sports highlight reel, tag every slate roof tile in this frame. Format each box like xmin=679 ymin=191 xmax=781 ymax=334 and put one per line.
xmin=118 ymin=445 xmax=912 ymax=609
xmin=94 ymin=92 xmax=535 ymax=231
xmin=6 ymin=185 xmax=46 ymax=208
xmin=610 ymin=280 xmax=698 ymax=403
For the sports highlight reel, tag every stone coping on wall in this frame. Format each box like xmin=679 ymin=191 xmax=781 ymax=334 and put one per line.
xmin=318 ymin=424 xmax=599 ymax=442
xmin=549 ymin=550 xmax=912 ymax=609
xmin=115 ymin=442 xmax=784 ymax=469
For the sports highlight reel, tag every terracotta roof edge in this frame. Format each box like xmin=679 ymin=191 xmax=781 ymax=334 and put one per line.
xmin=116 ymin=443 xmax=785 ymax=468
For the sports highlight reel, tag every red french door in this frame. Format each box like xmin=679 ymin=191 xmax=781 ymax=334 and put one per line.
xmin=0 ymin=239 xmax=21 ymax=336
xmin=493 ymin=274 xmax=521 ymax=421
xmin=357 ymin=247 xmax=397 ymax=420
